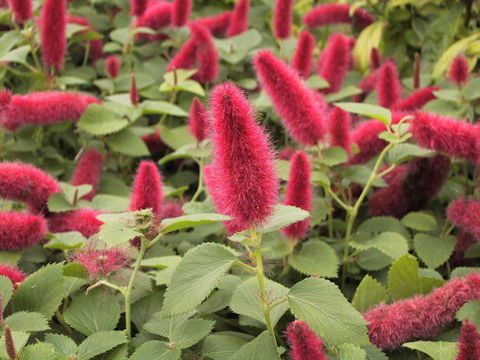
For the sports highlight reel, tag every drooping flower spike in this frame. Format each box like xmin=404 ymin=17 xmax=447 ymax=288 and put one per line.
xmin=227 ymin=0 xmax=249 ymax=38
xmin=456 ymin=320 xmax=480 ymax=360
xmin=392 ymin=86 xmax=440 ymax=112
xmin=9 ymin=0 xmax=32 ymax=24
xmin=171 ymin=0 xmax=191 ymax=26
xmin=130 ymin=0 xmax=147 ymax=16
xmin=317 ymin=33 xmax=350 ymax=94
xmin=190 ymin=23 xmax=219 ymax=83
xmin=449 ymin=54 xmax=469 ymax=87
xmin=286 ymin=320 xmax=327 ymax=360
xmin=273 ymin=0 xmax=292 ymax=40
xmin=48 ymin=209 xmax=103 ymax=238
xmin=129 ymin=161 xmax=164 ymax=220
xmin=291 ymin=31 xmax=315 ymax=79
xmin=303 ymin=3 xmax=374 ymax=29
xmin=71 ymin=148 xmax=103 ymax=201
xmin=193 ymin=11 xmax=232 ymax=37
xmin=254 ymin=50 xmax=326 ymax=146
xmin=136 ymin=2 xmax=172 ymax=41
xmin=377 ymin=60 xmax=403 ymax=108
xmin=40 ymin=0 xmax=67 ymax=71
xmin=189 ymin=97 xmax=208 ymax=143
xmin=0 ymin=212 xmax=47 ymax=251
xmin=0 ymin=265 xmax=26 ymax=290
xmin=328 ymin=107 xmax=351 ymax=153
xmin=105 ymin=56 xmax=120 ymax=79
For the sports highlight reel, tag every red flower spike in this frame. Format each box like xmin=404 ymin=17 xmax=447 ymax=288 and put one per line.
xmin=227 ymin=0 xmax=249 ymax=38
xmin=130 ymin=73 xmax=139 ymax=106
xmin=453 ymin=230 xmax=476 ymax=264
xmin=136 ymin=2 xmax=172 ymax=41
xmin=129 ymin=161 xmax=164 ymax=220
xmin=282 ymin=151 xmax=312 ymax=240
xmin=71 ymin=149 xmax=103 ymax=201
xmin=303 ymin=3 xmax=374 ymax=29
xmin=0 ymin=265 xmax=26 ymax=290
xmin=278 ymin=147 xmax=297 ymax=161
xmin=448 ymin=198 xmax=480 ymax=241
xmin=364 ymin=273 xmax=480 ymax=350
xmin=254 ymin=50 xmax=326 ymax=146
xmin=130 ymin=0 xmax=147 ymax=16
xmin=142 ymin=129 xmax=164 ymax=155
xmin=410 ymin=112 xmax=479 ymax=162
xmin=205 ymin=82 xmax=278 ymax=233
xmin=10 ymin=0 xmax=32 ymax=24
xmin=74 ymin=244 xmax=127 ymax=280
xmin=456 ymin=320 xmax=480 ymax=360
xmin=190 ymin=23 xmax=219 ymax=83
xmin=328 ymin=107 xmax=351 ymax=153
xmin=172 ymin=0 xmax=191 ymax=26
xmin=286 ymin=320 xmax=327 ymax=360
xmin=167 ymin=38 xmax=198 ymax=72
xmin=370 ymin=47 xmax=381 ymax=70
xmin=318 ymin=33 xmax=350 ymax=94
xmin=0 ymin=212 xmax=47 ymax=251
xmin=189 ymin=97 xmax=208 ymax=143
xmin=0 ymin=162 xmax=60 ymax=213
xmin=413 ymin=52 xmax=421 ymax=89
xmin=449 ymin=54 xmax=469 ymax=87
xmin=4 ymin=326 xmax=16 ymax=360
xmin=193 ymin=11 xmax=232 ymax=37
xmin=40 ymin=0 xmax=67 ymax=71
xmin=0 ymin=90 xmax=100 ymax=131
xmin=273 ymin=0 xmax=292 ymax=39
xmin=105 ymin=56 xmax=120 ymax=79
xmin=377 ymin=61 xmax=403 ymax=108
xmin=48 ymin=209 xmax=103 ymax=238
xmin=291 ymin=31 xmax=315 ymax=79
xmin=353 ymin=71 xmax=378 ymax=102
xmin=393 ymin=86 xmax=440 ymax=112
xmin=162 ymin=201 xmax=183 ymax=219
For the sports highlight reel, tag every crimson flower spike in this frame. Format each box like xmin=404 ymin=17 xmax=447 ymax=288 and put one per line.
xmin=193 ymin=11 xmax=232 ymax=37
xmin=190 ymin=23 xmax=219 ymax=83
xmin=273 ymin=0 xmax=292 ymax=40
xmin=106 ymin=56 xmax=120 ymax=79
xmin=370 ymin=47 xmax=381 ymax=70
xmin=377 ymin=60 xmax=403 ymax=108
xmin=227 ymin=0 xmax=249 ymax=38
xmin=136 ymin=2 xmax=172 ymax=41
xmin=318 ymin=33 xmax=350 ymax=94
xmin=413 ymin=52 xmax=421 ymax=89
xmin=303 ymin=3 xmax=374 ymax=29
xmin=204 ymin=82 xmax=278 ymax=233
xmin=130 ymin=0 xmax=147 ymax=17
xmin=189 ymin=97 xmax=208 ymax=143
xmin=392 ymin=86 xmax=440 ymax=112
xmin=0 ymin=212 xmax=47 ymax=251
xmin=71 ymin=148 xmax=103 ymax=201
xmin=328 ymin=107 xmax=351 ymax=153
xmin=254 ymin=50 xmax=326 ymax=146
xmin=10 ymin=0 xmax=32 ymax=24
xmin=4 ymin=326 xmax=16 ymax=360
xmin=167 ymin=38 xmax=198 ymax=72
xmin=40 ymin=0 xmax=66 ymax=71
xmin=291 ymin=31 xmax=315 ymax=79
xmin=0 ymin=265 xmax=26 ymax=290
xmin=286 ymin=320 xmax=327 ymax=360
xmin=456 ymin=320 xmax=480 ymax=360
xmin=353 ymin=71 xmax=378 ymax=102
xmin=48 ymin=208 xmax=103 ymax=238
xmin=129 ymin=161 xmax=164 ymax=220
xmin=449 ymin=54 xmax=470 ymax=87
xmin=282 ymin=151 xmax=312 ymax=241
xmin=448 ymin=198 xmax=480 ymax=241
xmin=130 ymin=73 xmax=139 ymax=106
xmin=172 ymin=0 xmax=191 ymax=26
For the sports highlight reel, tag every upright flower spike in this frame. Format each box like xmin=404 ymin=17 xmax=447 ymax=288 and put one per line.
xmin=48 ymin=209 xmax=103 ymax=237
xmin=189 ymin=97 xmax=208 ymax=143
xmin=456 ymin=320 xmax=480 ymax=360
xmin=364 ymin=273 xmax=480 ymax=350
xmin=171 ymin=0 xmax=191 ymax=26
xmin=167 ymin=38 xmax=198 ymax=72
xmin=449 ymin=54 xmax=469 ymax=87
xmin=105 ymin=56 xmax=120 ymax=79
xmin=291 ymin=31 xmax=315 ymax=79
xmin=286 ymin=320 xmax=327 ymax=360
xmin=318 ymin=33 xmax=350 ymax=94
xmin=0 ymin=265 xmax=26 ymax=290
xmin=377 ymin=61 xmax=403 ymax=108
xmin=190 ymin=23 xmax=219 ymax=83
xmin=129 ymin=161 xmax=163 ymax=220
xmin=193 ymin=11 xmax=232 ymax=37
xmin=136 ymin=2 xmax=172 ymax=41
xmin=353 ymin=71 xmax=378 ymax=102
xmin=4 ymin=326 xmax=16 ymax=360
xmin=370 ymin=48 xmax=381 ymax=70
xmin=273 ymin=0 xmax=292 ymax=40
xmin=205 ymin=82 xmax=278 ymax=233
xmin=142 ymin=129 xmax=164 ymax=155
xmin=328 ymin=107 xmax=351 ymax=152
xmin=130 ymin=0 xmax=147 ymax=16
xmin=303 ymin=3 xmax=374 ymax=29
xmin=0 ymin=212 xmax=47 ymax=251
xmin=71 ymin=148 xmax=103 ymax=201
xmin=392 ymin=86 xmax=440 ymax=112
xmin=0 ymin=162 xmax=60 ymax=213
xmin=227 ymin=0 xmax=249 ymax=38
xmin=282 ymin=151 xmax=312 ymax=241
xmin=254 ymin=50 xmax=326 ymax=146
xmin=9 ymin=0 xmax=32 ymax=24
xmin=40 ymin=0 xmax=67 ymax=71
xmin=130 ymin=73 xmax=139 ymax=106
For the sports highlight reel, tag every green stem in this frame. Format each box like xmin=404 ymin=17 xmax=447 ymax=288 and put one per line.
xmin=191 ymin=157 xmax=204 ymax=202
xmin=324 ymin=187 xmax=351 ymax=212
xmin=268 ymin=298 xmax=287 ymax=310
xmin=234 ymin=260 xmax=257 ymax=274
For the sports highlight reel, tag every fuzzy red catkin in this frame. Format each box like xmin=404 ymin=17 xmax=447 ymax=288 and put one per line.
xmin=130 ymin=73 xmax=139 ymax=105
xmin=205 ymin=82 xmax=278 ymax=233
xmin=71 ymin=148 xmax=103 ymax=201
xmin=0 ymin=265 xmax=26 ymax=290
xmin=282 ymin=151 xmax=312 ymax=240
xmin=4 ymin=326 xmax=16 ymax=360
xmin=278 ymin=147 xmax=297 ymax=161
xmin=303 ymin=3 xmax=374 ymax=29
xmin=227 ymin=0 xmax=249 ymax=38
xmin=192 ymin=11 xmax=232 ymax=37
xmin=392 ymin=86 xmax=440 ymax=112
xmin=273 ymin=0 xmax=292 ymax=39
xmin=142 ymin=129 xmax=164 ymax=155
xmin=136 ymin=2 xmax=172 ymax=41
xmin=9 ymin=0 xmax=32 ymax=24
xmin=377 ymin=61 xmax=403 ymax=108
xmin=291 ymin=31 xmax=315 ymax=79
xmin=448 ymin=198 xmax=480 ymax=241
xmin=0 ymin=212 xmax=47 ymax=251
xmin=105 ymin=56 xmax=120 ymax=79
xmin=48 ymin=208 xmax=103 ymax=237
xmin=456 ymin=320 xmax=480 ymax=360
xmin=328 ymin=107 xmax=351 ymax=153
xmin=449 ymin=54 xmax=469 ymax=87
xmin=370 ymin=48 xmax=381 ymax=70
xmin=0 ymin=162 xmax=60 ymax=213
xmin=286 ymin=320 xmax=327 ymax=360
xmin=364 ymin=273 xmax=480 ymax=350
xmin=40 ymin=0 xmax=67 ymax=71
xmin=190 ymin=23 xmax=218 ymax=83
xmin=167 ymin=38 xmax=198 ymax=71
xmin=162 ymin=201 xmax=183 ymax=219
xmin=74 ymin=245 xmax=127 ymax=280
xmin=318 ymin=33 xmax=350 ymax=94
xmin=129 ymin=161 xmax=164 ymax=220
xmin=353 ymin=71 xmax=378 ymax=102
xmin=189 ymin=97 xmax=208 ymax=143
xmin=0 ymin=90 xmax=100 ymax=131
xmin=254 ymin=50 xmax=326 ymax=146
xmin=130 ymin=0 xmax=147 ymax=17
xmin=171 ymin=0 xmax=191 ymax=26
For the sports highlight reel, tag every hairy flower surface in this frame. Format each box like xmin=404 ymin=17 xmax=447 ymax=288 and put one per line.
xmin=286 ymin=320 xmax=327 ymax=360
xmin=282 ymin=151 xmax=312 ymax=240
xmin=365 ymin=273 xmax=480 ymax=350
xmin=448 ymin=198 xmax=480 ymax=240
xmin=130 ymin=0 xmax=147 ymax=16
xmin=71 ymin=149 xmax=103 ymax=201
xmin=227 ymin=0 xmax=249 ymax=37
xmin=172 ymin=0 xmax=191 ymax=26
xmin=393 ymin=86 xmax=440 ymax=112
xmin=10 ymin=0 xmax=32 ymax=24
xmin=191 ymin=23 xmax=218 ymax=83
xmin=129 ymin=161 xmax=163 ymax=220
xmin=254 ymin=50 xmax=325 ymax=146
xmin=317 ymin=33 xmax=350 ymax=94
xmin=106 ymin=56 xmax=120 ymax=78
xmin=4 ymin=326 xmax=16 ymax=360
xmin=449 ymin=54 xmax=469 ymax=87
xmin=0 ymin=212 xmax=47 ymax=251
xmin=136 ymin=2 xmax=172 ymax=41
xmin=74 ymin=244 xmax=127 ymax=279
xmin=167 ymin=38 xmax=198 ymax=71
xmin=193 ymin=11 xmax=232 ymax=37
xmin=142 ymin=129 xmax=164 ymax=155
xmin=328 ymin=107 xmax=351 ymax=152
xmin=40 ymin=0 xmax=66 ymax=70
xmin=303 ymin=3 xmax=374 ymax=29
xmin=370 ymin=48 xmax=381 ymax=70
xmin=278 ymin=147 xmax=297 ymax=161
xmin=273 ymin=0 xmax=292 ymax=39
xmin=377 ymin=61 xmax=403 ymax=108
xmin=189 ymin=97 xmax=208 ymax=143
xmin=0 ymin=265 xmax=26 ymax=290
xmin=291 ymin=31 xmax=315 ymax=79
xmin=48 ymin=209 xmax=103 ymax=237
xmin=353 ymin=71 xmax=378 ymax=102
xmin=162 ymin=201 xmax=184 ymax=219
xmin=456 ymin=320 xmax=480 ymax=360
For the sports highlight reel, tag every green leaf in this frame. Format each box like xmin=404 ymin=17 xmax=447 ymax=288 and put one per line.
xmin=98 ymin=222 xmax=142 ymax=247
xmin=63 ymin=289 xmax=121 ymax=336
xmin=230 ymin=332 xmax=280 ymax=360
xmin=306 ymin=74 xmax=330 ymax=89
xmin=0 ymin=31 xmax=21 ymax=58
xmin=353 ymin=21 xmax=384 ymax=72
xmin=320 ymin=146 xmax=349 ymax=166
xmin=202 ymin=334 xmax=248 ymax=360
xmin=12 ymin=264 xmax=64 ymax=319
xmin=131 ymin=291 xmax=164 ymax=332
xmin=170 ymin=318 xmax=214 ymax=349
xmin=290 ymin=240 xmax=339 ymax=277
xmin=0 ymin=276 xmax=14 ymax=306
xmin=19 ymin=343 xmax=56 ymax=360
xmin=144 ymin=311 xmax=195 ymax=338
xmin=158 ymin=142 xmax=211 ymax=165
xmin=0 ymin=331 xmax=29 ymax=358
xmin=463 ymin=78 xmax=480 ymax=101
xmin=0 ymin=45 xmax=30 ymax=64
xmin=90 ymin=195 xmax=129 ymax=212
xmin=260 ymin=205 xmax=310 ymax=234
xmin=288 ymin=277 xmax=369 ymax=346
xmin=334 ymin=102 xmax=391 ymax=126
xmin=350 ymin=232 xmax=409 ymax=260
xmin=76 ymin=331 xmax=127 ymax=360
xmin=157 ymin=125 xmax=196 ymax=150
xmin=403 ymin=341 xmax=458 ymax=360
xmin=107 ymin=128 xmax=150 ymax=157
xmin=338 ymin=344 xmax=367 ymax=360
xmin=77 ymin=104 xmax=128 ymax=136
xmin=160 ymin=213 xmax=231 ymax=234
xmin=352 ymin=275 xmax=387 ymax=313
xmin=401 ymin=212 xmax=437 ymax=231
xmin=230 ymin=277 xmax=289 ymax=327
xmin=4 ymin=312 xmax=49 ymax=332
xmin=414 ymin=234 xmax=456 ymax=269
xmin=312 ymin=170 xmax=331 ymax=187
xmin=456 ymin=300 xmax=480 ymax=328
xmin=129 ymin=341 xmax=181 ymax=360
xmin=387 ymin=143 xmax=435 ymax=164
xmin=45 ymin=232 xmax=86 ymax=250
xmin=357 ymin=216 xmax=410 ymax=239
xmin=142 ymin=101 xmax=188 ymax=117
xmin=325 ymin=86 xmax=362 ymax=103
xmin=162 ymin=243 xmax=238 ymax=316
xmin=44 ymin=333 xmax=77 ymax=358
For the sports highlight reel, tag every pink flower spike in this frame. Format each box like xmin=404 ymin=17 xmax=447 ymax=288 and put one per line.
xmin=167 ymin=38 xmax=198 ymax=72
xmin=105 ymin=56 xmax=120 ymax=79
xmin=9 ymin=0 xmax=32 ymax=24
xmin=130 ymin=73 xmax=139 ymax=106
xmin=136 ymin=2 xmax=172 ymax=41
xmin=456 ymin=320 xmax=480 ymax=360
xmin=377 ymin=61 xmax=403 ymax=108
xmin=328 ymin=107 xmax=351 ymax=152
xmin=227 ymin=0 xmax=249 ymax=38
xmin=273 ymin=0 xmax=292 ymax=39
xmin=189 ymin=97 xmax=208 ymax=143
xmin=254 ymin=50 xmax=326 ymax=146
xmin=129 ymin=161 xmax=163 ymax=220
xmin=0 ymin=265 xmax=26 ymax=290
xmin=291 ymin=31 xmax=315 ymax=79
xmin=4 ymin=326 xmax=16 ymax=360
xmin=449 ymin=54 xmax=469 ymax=87
xmin=71 ymin=148 xmax=103 ymax=201
xmin=278 ymin=147 xmax=297 ymax=161
xmin=370 ymin=47 xmax=381 ymax=70
xmin=74 ymin=244 xmax=127 ymax=280
xmin=286 ymin=320 xmax=327 ymax=360
xmin=162 ymin=201 xmax=183 ymax=219
xmin=192 ymin=11 xmax=232 ymax=37
xmin=142 ymin=129 xmax=164 ymax=155
xmin=190 ymin=23 xmax=219 ymax=83
xmin=448 ymin=198 xmax=480 ymax=241
xmin=318 ymin=33 xmax=350 ymax=94
xmin=0 ymin=212 xmax=47 ymax=251
xmin=40 ymin=0 xmax=66 ymax=71
xmin=172 ymin=0 xmax=191 ymax=26
xmin=353 ymin=71 xmax=378 ymax=102
xmin=48 ymin=209 xmax=103 ymax=237
xmin=303 ymin=3 xmax=374 ymax=29
xmin=282 ymin=151 xmax=312 ymax=240
xmin=392 ymin=86 xmax=440 ymax=112
xmin=130 ymin=0 xmax=147 ymax=16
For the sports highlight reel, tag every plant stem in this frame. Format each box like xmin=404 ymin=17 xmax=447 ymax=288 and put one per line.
xmin=324 ymin=186 xmax=351 ymax=212
xmin=268 ymin=298 xmax=287 ymax=310
xmin=191 ymin=157 xmax=204 ymax=202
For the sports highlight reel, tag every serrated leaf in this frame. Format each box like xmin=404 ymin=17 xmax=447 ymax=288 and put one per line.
xmin=335 ymin=102 xmax=391 ymax=126
xmin=0 ymin=331 xmax=29 ymax=358
xmin=4 ymin=311 xmax=49 ymax=332
xmin=288 ymin=277 xmax=369 ymax=346
xmin=76 ymin=331 xmax=127 ymax=360
xmin=142 ymin=101 xmax=188 ymax=117
xmin=230 ymin=332 xmax=280 ymax=360
xmin=129 ymin=341 xmax=181 ymax=360
xmin=414 ymin=234 xmax=456 ymax=269
xmin=131 ymin=291 xmax=164 ymax=332
xmin=352 ymin=275 xmax=387 ymax=312
xmin=290 ymin=240 xmax=339 ymax=277
xmin=0 ymin=276 xmax=14 ymax=306
xmin=162 ymin=243 xmax=238 ymax=316
xmin=403 ymin=341 xmax=458 ymax=360
xmin=45 ymin=232 xmax=86 ymax=250
xmin=144 ymin=311 xmax=195 ymax=338
xmin=98 ymin=222 xmax=142 ymax=247
xmin=312 ymin=170 xmax=331 ymax=187
xmin=350 ymin=232 xmax=409 ymax=260
xmin=202 ymin=333 xmax=248 ymax=360
xmin=170 ymin=318 xmax=214 ymax=349
xmin=401 ymin=212 xmax=437 ymax=231
xmin=357 ymin=248 xmax=394 ymax=271
xmin=338 ymin=343 xmax=367 ymax=360
xmin=90 ymin=195 xmax=129 ymax=212
xmin=107 ymin=128 xmax=150 ymax=157
xmin=320 ymin=147 xmax=349 ymax=166
xmin=44 ymin=333 xmax=78 ymax=358
xmin=456 ymin=300 xmax=480 ymax=328
xmin=260 ymin=205 xmax=310 ymax=234
xmin=18 ymin=343 xmax=56 ymax=360
xmin=160 ymin=213 xmax=231 ymax=234
xmin=77 ymin=104 xmax=128 ymax=136
xmin=387 ymin=143 xmax=435 ymax=164
xmin=357 ymin=216 xmax=410 ymax=239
